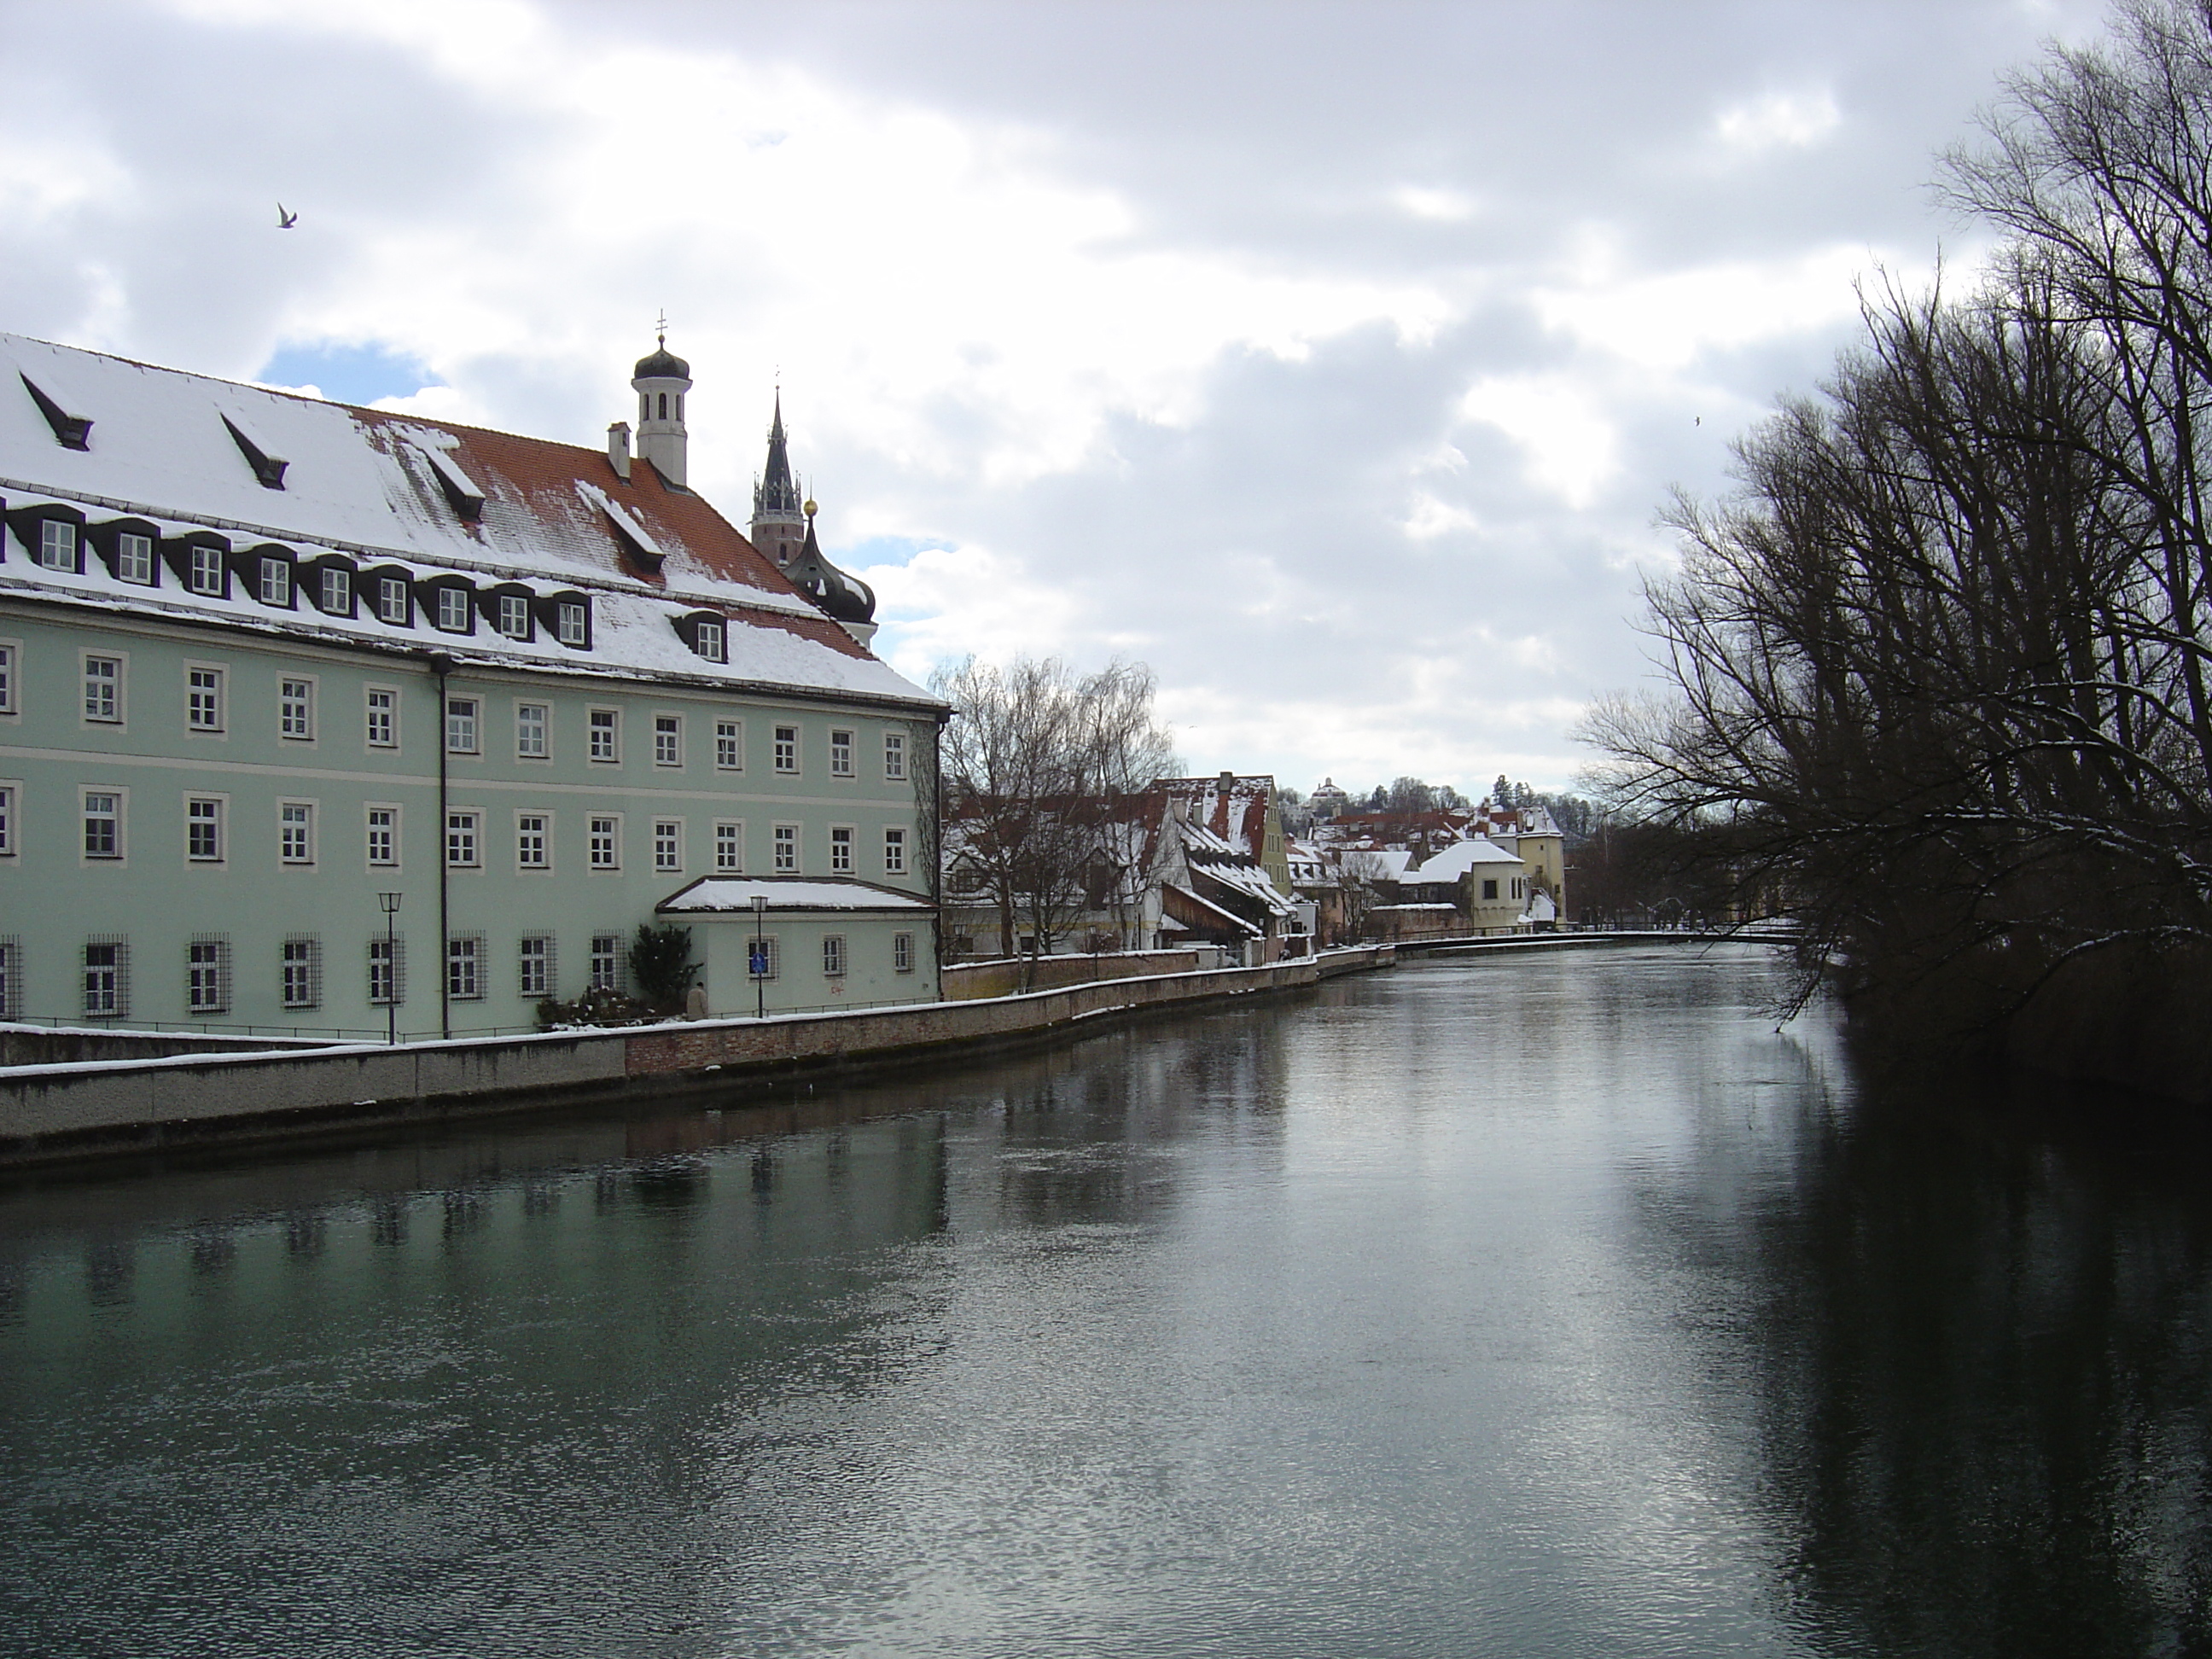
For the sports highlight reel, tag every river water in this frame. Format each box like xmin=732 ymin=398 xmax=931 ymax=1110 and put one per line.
xmin=3 ymin=944 xmax=2209 ymax=1657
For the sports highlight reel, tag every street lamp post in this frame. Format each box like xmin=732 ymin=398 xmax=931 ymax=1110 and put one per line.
xmin=751 ymin=892 xmax=768 ymax=1021
xmin=376 ymin=892 xmax=402 ymax=1045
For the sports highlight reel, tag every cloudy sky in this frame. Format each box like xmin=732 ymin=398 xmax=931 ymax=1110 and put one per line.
xmin=0 ymin=0 xmax=2108 ymax=796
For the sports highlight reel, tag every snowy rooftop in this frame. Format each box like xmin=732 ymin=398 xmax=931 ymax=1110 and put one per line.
xmin=659 ymin=878 xmax=934 ymax=913
xmin=0 ymin=334 xmax=940 ymax=710
xmin=1409 ymin=837 xmax=1525 ymax=882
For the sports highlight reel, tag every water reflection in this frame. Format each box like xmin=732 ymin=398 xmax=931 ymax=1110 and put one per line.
xmin=0 ymin=947 xmax=2206 ymax=1656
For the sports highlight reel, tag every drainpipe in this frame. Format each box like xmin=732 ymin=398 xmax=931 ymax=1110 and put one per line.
xmin=428 ymin=653 xmax=454 ymax=1039
xmin=930 ymin=713 xmax=946 ymax=978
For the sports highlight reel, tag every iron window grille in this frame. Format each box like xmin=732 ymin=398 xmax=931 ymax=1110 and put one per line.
xmin=369 ymin=934 xmax=406 ymax=1006
xmin=518 ymin=935 xmax=555 ymax=998
xmin=186 ymin=936 xmax=231 ymax=1014
xmin=588 ymin=933 xmax=623 ymax=992
xmin=281 ymin=936 xmax=322 ymax=1009
xmin=83 ymin=936 xmax=128 ymax=1018
xmin=446 ymin=934 xmax=484 ymax=999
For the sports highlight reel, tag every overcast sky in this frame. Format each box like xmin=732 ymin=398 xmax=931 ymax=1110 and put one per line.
xmin=0 ymin=0 xmax=2110 ymax=796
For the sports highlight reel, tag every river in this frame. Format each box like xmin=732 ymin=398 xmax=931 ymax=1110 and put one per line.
xmin=3 ymin=943 xmax=2209 ymax=1657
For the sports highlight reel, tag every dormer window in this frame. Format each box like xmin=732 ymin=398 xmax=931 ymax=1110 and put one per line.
xmin=116 ymin=533 xmax=154 ymax=585
xmin=320 ymin=567 xmax=352 ymax=614
xmin=556 ymin=598 xmax=590 ymax=648
xmin=432 ymin=584 xmax=473 ymax=633
xmin=189 ymin=546 xmax=224 ymax=596
xmin=696 ymin=619 xmax=725 ymax=661
xmin=38 ymin=520 xmax=76 ymax=572
xmin=258 ymin=556 xmax=292 ymax=607
xmin=497 ymin=593 xmax=530 ymax=639
xmin=373 ymin=573 xmax=410 ymax=626
xmin=672 ymin=608 xmax=728 ymax=662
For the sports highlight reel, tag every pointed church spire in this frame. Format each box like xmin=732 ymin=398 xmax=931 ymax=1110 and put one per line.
xmin=749 ymin=389 xmax=807 ymax=567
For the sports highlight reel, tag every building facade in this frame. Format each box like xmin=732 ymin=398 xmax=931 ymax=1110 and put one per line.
xmin=0 ymin=332 xmax=942 ymax=1035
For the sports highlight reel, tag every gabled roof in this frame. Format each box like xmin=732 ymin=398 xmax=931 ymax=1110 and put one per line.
xmin=1409 ymin=836 xmax=1524 ymax=882
xmin=1155 ymin=773 xmax=1274 ymax=860
xmin=0 ymin=333 xmax=938 ymax=709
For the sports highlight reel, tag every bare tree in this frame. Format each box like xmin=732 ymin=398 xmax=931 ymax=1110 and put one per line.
xmin=1336 ymin=851 xmax=1388 ymax=944
xmin=930 ymin=655 xmax=1176 ymax=984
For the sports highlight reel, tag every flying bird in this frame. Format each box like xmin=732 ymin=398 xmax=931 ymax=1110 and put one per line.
xmin=276 ymin=204 xmax=298 ymax=230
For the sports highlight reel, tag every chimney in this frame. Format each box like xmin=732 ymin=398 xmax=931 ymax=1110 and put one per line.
xmin=607 ymin=422 xmax=632 ymax=481
xmin=1219 ymin=769 xmax=1235 ymax=793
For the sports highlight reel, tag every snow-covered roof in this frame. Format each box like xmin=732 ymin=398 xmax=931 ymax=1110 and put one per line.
xmin=0 ymin=333 xmax=940 ymax=711
xmin=1409 ymin=837 xmax=1524 ymax=882
xmin=1155 ymin=772 xmax=1274 ymax=860
xmin=659 ymin=877 xmax=933 ymax=913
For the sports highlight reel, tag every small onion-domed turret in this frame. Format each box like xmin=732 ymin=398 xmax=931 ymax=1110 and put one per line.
xmin=629 ymin=328 xmax=692 ymax=487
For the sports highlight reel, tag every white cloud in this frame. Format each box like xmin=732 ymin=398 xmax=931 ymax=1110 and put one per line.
xmin=1458 ymin=374 xmax=1621 ymax=509
xmin=1714 ymin=87 xmax=1842 ymax=154
xmin=1390 ymin=183 xmax=1480 ymax=223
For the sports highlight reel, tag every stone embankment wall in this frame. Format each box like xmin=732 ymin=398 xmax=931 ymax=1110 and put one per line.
xmin=941 ymin=950 xmax=1206 ymax=999
xmin=0 ymin=946 xmax=1395 ymax=1166
xmin=0 ymin=1025 xmax=337 ymax=1067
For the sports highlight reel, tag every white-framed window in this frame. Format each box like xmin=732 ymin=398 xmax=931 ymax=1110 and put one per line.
xmin=366 ymin=687 xmax=397 ymax=748
xmin=884 ymin=826 xmax=907 ymax=875
xmin=588 ymin=708 xmax=619 ymax=763
xmin=280 ymin=800 xmax=315 ymax=865
xmin=281 ymin=937 xmax=321 ymax=1009
xmin=519 ymin=935 xmax=554 ymax=998
xmin=745 ymin=935 xmax=778 ymax=981
xmin=588 ymin=815 xmax=620 ymax=870
xmin=713 ymin=821 xmax=742 ymax=872
xmin=773 ymin=823 xmax=799 ymax=873
xmin=588 ymin=933 xmax=622 ymax=991
xmin=258 ymin=556 xmax=291 ymax=606
xmin=445 ymin=696 xmax=479 ymax=754
xmin=368 ymin=935 xmax=405 ymax=1006
xmin=446 ymin=811 xmax=480 ymax=868
xmin=773 ymin=724 xmax=799 ymax=774
xmin=516 ymin=702 xmax=549 ymax=759
xmin=497 ymin=593 xmax=530 ymax=638
xmin=279 ymin=677 xmax=314 ymax=741
xmin=446 ymin=934 xmax=483 ymax=1000
xmin=0 ymin=783 xmax=14 ymax=858
xmin=696 ymin=619 xmax=725 ymax=661
xmin=0 ymin=642 xmax=14 ymax=714
xmin=82 ymin=789 xmax=123 ymax=860
xmin=557 ymin=601 xmax=589 ymax=646
xmin=375 ymin=577 xmax=410 ymax=625
xmin=830 ymin=825 xmax=853 ymax=873
xmin=884 ymin=731 xmax=907 ymax=781
xmin=366 ymin=806 xmax=399 ymax=869
xmin=83 ymin=937 xmax=127 ymax=1017
xmin=714 ymin=719 xmax=742 ymax=771
xmin=517 ymin=812 xmax=550 ymax=870
xmin=822 ymin=934 xmax=846 ymax=978
xmin=830 ymin=730 xmax=853 ymax=777
xmin=653 ymin=818 xmax=682 ymax=872
xmin=189 ymin=545 xmax=224 ymax=596
xmin=187 ymin=665 xmax=224 ymax=733
xmin=186 ymin=796 xmax=224 ymax=862
xmin=434 ymin=586 xmax=471 ymax=632
xmin=186 ymin=937 xmax=230 ymax=1013
xmin=83 ymin=654 xmax=121 ymax=723
xmin=37 ymin=519 xmax=76 ymax=571
xmin=894 ymin=932 xmax=915 ymax=974
xmin=117 ymin=532 xmax=155 ymax=585
xmin=320 ymin=567 xmax=352 ymax=614
xmin=654 ymin=713 xmax=681 ymax=767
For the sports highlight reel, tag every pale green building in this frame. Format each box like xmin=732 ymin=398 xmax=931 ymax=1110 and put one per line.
xmin=0 ymin=332 xmax=944 ymax=1037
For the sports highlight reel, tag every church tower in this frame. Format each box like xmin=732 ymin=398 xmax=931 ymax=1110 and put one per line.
xmin=630 ymin=330 xmax=691 ymax=488
xmin=749 ymin=393 xmax=807 ymax=568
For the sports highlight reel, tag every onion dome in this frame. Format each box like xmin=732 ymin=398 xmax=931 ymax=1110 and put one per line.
xmin=632 ymin=343 xmax=690 ymax=381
